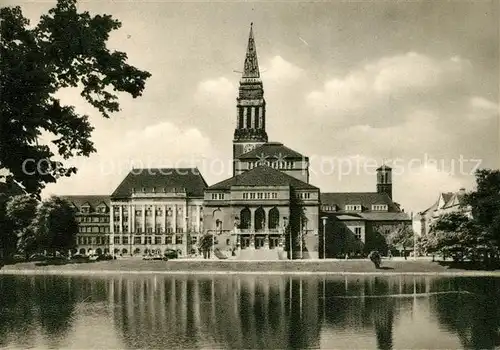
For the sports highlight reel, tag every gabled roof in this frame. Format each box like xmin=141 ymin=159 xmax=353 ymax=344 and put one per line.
xmin=443 ymin=190 xmax=467 ymax=209
xmin=320 ymin=192 xmax=400 ymax=212
xmin=61 ymin=195 xmax=110 ymax=211
xmin=111 ymin=168 xmax=208 ymax=199
xmin=237 ymin=142 xmax=307 ymax=160
xmin=208 ymin=165 xmax=318 ymax=190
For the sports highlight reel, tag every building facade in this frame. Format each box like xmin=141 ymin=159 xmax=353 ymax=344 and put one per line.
xmin=68 ymin=24 xmax=413 ymax=259
xmin=109 ymin=168 xmax=207 ymax=257
xmin=62 ymin=196 xmax=111 ymax=255
xmin=320 ymin=166 xmax=412 ymax=257
xmin=416 ymin=188 xmax=471 ymax=236
xmin=204 ymin=166 xmax=320 ymax=259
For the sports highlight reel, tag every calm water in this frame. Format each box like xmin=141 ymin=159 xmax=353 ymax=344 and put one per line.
xmin=0 ymin=274 xmax=499 ymax=349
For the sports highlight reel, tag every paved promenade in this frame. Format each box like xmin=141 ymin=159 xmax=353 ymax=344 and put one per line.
xmin=1 ymin=258 xmax=499 ymax=276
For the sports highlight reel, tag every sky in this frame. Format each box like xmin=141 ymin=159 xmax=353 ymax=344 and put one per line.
xmin=6 ymin=0 xmax=500 ymax=214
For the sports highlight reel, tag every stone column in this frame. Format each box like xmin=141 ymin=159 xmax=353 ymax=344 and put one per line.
xmin=243 ymin=107 xmax=247 ymax=129
xmin=110 ymin=204 xmax=114 ymax=255
xmin=129 ymin=205 xmax=134 ymax=233
xmin=258 ymin=106 xmax=263 ymax=130
xmin=162 ymin=205 xmax=167 ymax=232
xmin=173 ymin=204 xmax=177 ymax=233
xmin=196 ymin=205 xmax=201 ymax=233
xmin=142 ymin=205 xmax=146 ymax=233
xmin=152 ymin=204 xmax=156 ymax=233
xmin=183 ymin=203 xmax=188 ymax=256
xmin=119 ymin=206 xmax=123 ymax=234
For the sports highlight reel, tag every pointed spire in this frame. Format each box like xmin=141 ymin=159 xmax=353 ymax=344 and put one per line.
xmin=242 ymin=23 xmax=260 ymax=79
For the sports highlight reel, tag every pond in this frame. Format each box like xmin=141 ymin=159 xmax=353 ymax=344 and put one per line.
xmin=0 ymin=275 xmax=499 ymax=349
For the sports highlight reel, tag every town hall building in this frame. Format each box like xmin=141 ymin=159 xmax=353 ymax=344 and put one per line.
xmin=68 ymin=24 xmax=411 ymax=259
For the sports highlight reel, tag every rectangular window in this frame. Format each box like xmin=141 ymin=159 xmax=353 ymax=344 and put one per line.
xmin=246 ymin=107 xmax=252 ymax=128
xmin=135 ymin=210 xmax=142 ymax=216
xmin=114 ymin=236 xmax=121 ymax=244
xmin=147 ymin=227 xmax=153 ymax=234
xmin=145 ymin=236 xmax=152 ymax=245
xmin=122 ymin=236 xmax=129 ymax=245
xmin=346 ymin=205 xmax=361 ymax=211
xmin=166 ymin=236 xmax=173 ymax=244
xmin=257 ymin=193 xmax=263 ymax=199
xmin=155 ymin=236 xmax=162 ymax=245
xmin=136 ymin=227 xmax=142 ymax=234
xmin=134 ymin=236 xmax=142 ymax=244
xmin=354 ymin=227 xmax=362 ymax=240
xmin=156 ymin=227 xmax=162 ymax=234
xmin=176 ymin=235 xmax=183 ymax=244
xmin=250 ymin=193 xmax=256 ymax=199
xmin=191 ymin=236 xmax=197 ymax=244
xmin=176 ymin=228 xmax=183 ymax=233
xmin=167 ymin=227 xmax=173 ymax=234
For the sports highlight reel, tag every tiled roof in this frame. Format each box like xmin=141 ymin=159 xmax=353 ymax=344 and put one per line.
xmin=61 ymin=195 xmax=110 ymax=210
xmin=208 ymin=165 xmax=318 ymax=190
xmin=111 ymin=168 xmax=208 ymax=199
xmin=237 ymin=142 xmax=307 ymax=160
xmin=320 ymin=192 xmax=400 ymax=212
xmin=360 ymin=212 xmax=411 ymax=221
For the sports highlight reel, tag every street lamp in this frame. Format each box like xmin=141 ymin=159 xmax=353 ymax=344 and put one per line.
xmin=185 ymin=216 xmax=189 ymax=257
xmin=321 ymin=216 xmax=328 ymax=260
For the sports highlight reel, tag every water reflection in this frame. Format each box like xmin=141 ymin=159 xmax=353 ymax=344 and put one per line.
xmin=0 ymin=274 xmax=499 ymax=349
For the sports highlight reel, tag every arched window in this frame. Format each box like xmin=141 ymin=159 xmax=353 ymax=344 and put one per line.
xmin=255 ymin=207 xmax=265 ymax=231
xmin=240 ymin=208 xmax=251 ymax=229
xmin=268 ymin=207 xmax=280 ymax=229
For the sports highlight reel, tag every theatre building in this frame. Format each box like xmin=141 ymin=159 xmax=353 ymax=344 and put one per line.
xmin=204 ymin=166 xmax=320 ymax=259
xmin=109 ymin=168 xmax=207 ymax=257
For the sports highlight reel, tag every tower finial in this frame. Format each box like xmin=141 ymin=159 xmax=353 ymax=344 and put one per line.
xmin=242 ymin=23 xmax=260 ymax=79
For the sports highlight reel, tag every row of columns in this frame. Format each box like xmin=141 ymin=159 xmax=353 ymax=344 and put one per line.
xmin=111 ymin=203 xmax=202 ymax=234
xmin=238 ymin=106 xmax=264 ymax=130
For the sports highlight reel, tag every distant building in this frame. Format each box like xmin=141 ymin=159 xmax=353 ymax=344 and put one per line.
xmin=62 ymin=196 xmax=111 ymax=255
xmin=320 ymin=165 xmax=411 ymax=257
xmin=417 ymin=188 xmax=471 ymax=236
xmin=109 ymin=168 xmax=207 ymax=257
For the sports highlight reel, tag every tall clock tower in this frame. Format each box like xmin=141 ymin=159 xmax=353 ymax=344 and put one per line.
xmin=233 ymin=23 xmax=268 ymax=175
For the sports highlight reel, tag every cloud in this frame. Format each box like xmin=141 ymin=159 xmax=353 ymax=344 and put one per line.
xmin=195 ymin=77 xmax=235 ymax=108
xmin=306 ymin=52 xmax=469 ymax=124
xmin=43 ymin=122 xmax=227 ymax=197
xmin=263 ymin=56 xmax=303 ymax=85
xmin=395 ymin=163 xmax=470 ymax=213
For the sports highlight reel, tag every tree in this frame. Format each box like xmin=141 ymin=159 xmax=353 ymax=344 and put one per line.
xmin=5 ymin=194 xmax=38 ymax=257
xmin=429 ymin=212 xmax=477 ymax=262
xmin=465 ymin=169 xmax=500 ymax=255
xmin=198 ymin=233 xmax=214 ymax=259
xmin=32 ymin=196 xmax=78 ymax=255
xmin=388 ymin=223 xmax=414 ymax=259
xmin=0 ymin=0 xmax=151 ymax=196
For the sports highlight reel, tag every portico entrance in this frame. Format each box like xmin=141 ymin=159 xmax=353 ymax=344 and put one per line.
xmin=255 ymin=235 xmax=265 ymax=249
xmin=241 ymin=235 xmax=251 ymax=249
xmin=269 ymin=236 xmax=279 ymax=249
